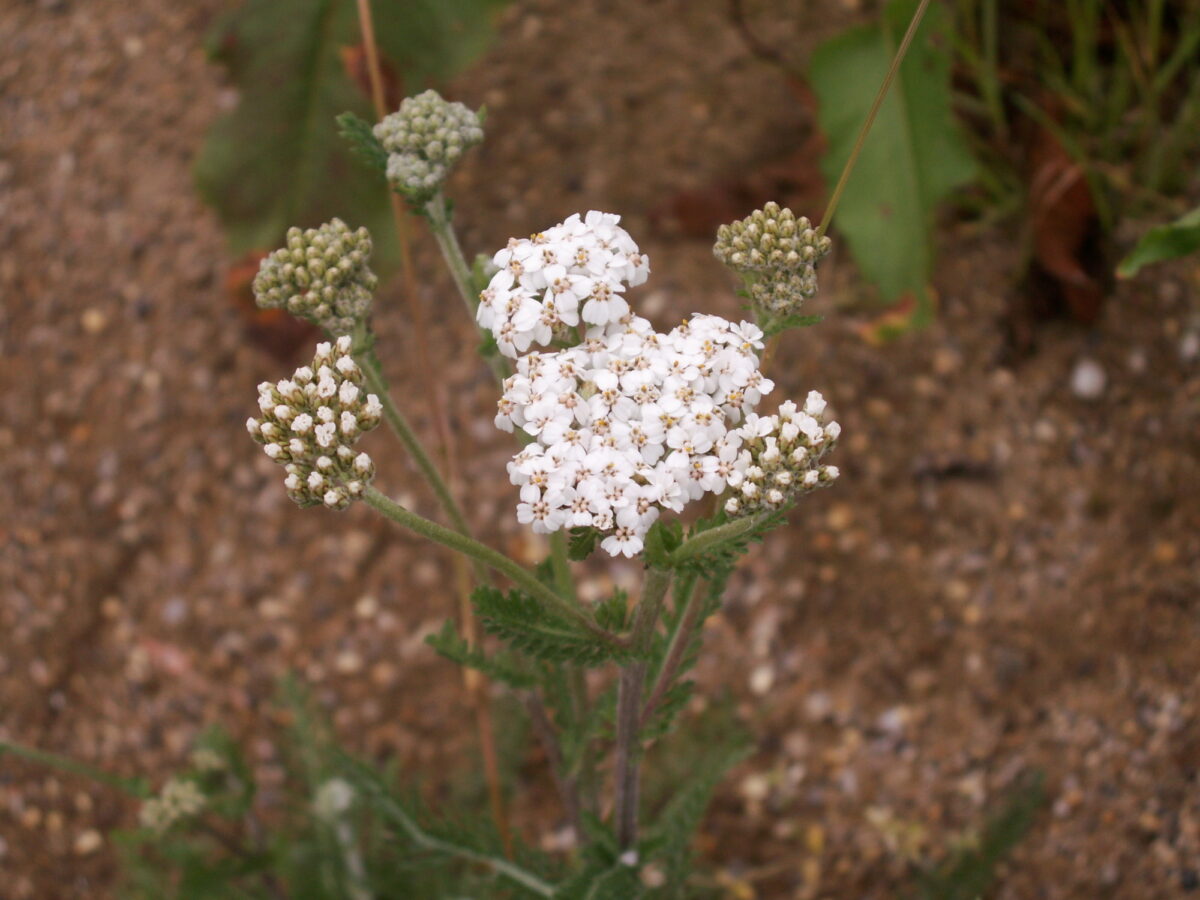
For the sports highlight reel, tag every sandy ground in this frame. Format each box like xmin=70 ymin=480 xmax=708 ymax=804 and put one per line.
xmin=1 ymin=1 xmax=1198 ymax=897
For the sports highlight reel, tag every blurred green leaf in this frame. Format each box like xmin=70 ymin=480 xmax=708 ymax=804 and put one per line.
xmin=371 ymin=0 xmax=510 ymax=87
xmin=1117 ymin=206 xmax=1200 ymax=278
xmin=0 ymin=739 xmax=149 ymax=797
xmin=810 ymin=0 xmax=975 ymax=319
xmin=196 ymin=0 xmax=508 ymax=273
xmin=908 ymin=771 xmax=1046 ymax=900
xmin=196 ymin=0 xmax=394 ymax=264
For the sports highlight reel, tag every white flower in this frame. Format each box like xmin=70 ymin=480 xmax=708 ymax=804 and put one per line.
xmin=478 ymin=211 xmax=651 ymax=358
xmin=494 ymin=309 xmax=774 ymax=554
xmin=483 ymin=213 xmax=841 ymax=554
xmin=249 ymin=339 xmax=380 ymax=509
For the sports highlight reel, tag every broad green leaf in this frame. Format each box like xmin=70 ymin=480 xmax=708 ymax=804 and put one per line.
xmin=371 ymin=0 xmax=510 ymax=87
xmin=810 ymin=0 xmax=976 ymax=318
xmin=1117 ymin=206 xmax=1200 ymax=278
xmin=196 ymin=0 xmax=396 ymax=266
xmin=196 ymin=0 xmax=509 ymax=273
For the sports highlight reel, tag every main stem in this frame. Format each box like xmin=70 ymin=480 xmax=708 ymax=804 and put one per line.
xmin=640 ymin=574 xmax=705 ymax=730
xmin=613 ymin=566 xmax=672 ymax=850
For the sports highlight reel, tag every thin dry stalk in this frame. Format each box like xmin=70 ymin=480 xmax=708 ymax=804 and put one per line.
xmin=354 ymin=0 xmax=511 ymax=855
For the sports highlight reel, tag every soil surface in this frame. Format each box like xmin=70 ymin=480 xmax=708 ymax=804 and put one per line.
xmin=2 ymin=1 xmax=1198 ymax=898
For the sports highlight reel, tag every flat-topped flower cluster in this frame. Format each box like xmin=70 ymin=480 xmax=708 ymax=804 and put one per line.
xmin=477 ymin=211 xmax=650 ymax=358
xmin=481 ymin=212 xmax=838 ymax=557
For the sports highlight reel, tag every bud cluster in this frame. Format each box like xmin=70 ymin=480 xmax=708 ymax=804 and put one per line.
xmin=374 ymin=89 xmax=484 ymax=203
xmin=724 ymin=391 xmax=840 ymax=517
xmin=253 ymin=219 xmax=377 ymax=336
xmin=247 ymin=336 xmax=381 ymax=510
xmin=713 ymin=202 xmax=832 ymax=315
xmin=138 ymin=777 xmax=206 ymax=833
xmin=313 ymin=778 xmax=356 ymax=822
xmin=189 ymin=747 xmax=226 ymax=774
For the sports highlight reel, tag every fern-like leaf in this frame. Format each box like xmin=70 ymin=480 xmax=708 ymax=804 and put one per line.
xmin=644 ymin=741 xmax=752 ymax=897
xmin=336 ymin=111 xmax=388 ymax=173
xmin=473 ymin=586 xmax=640 ymax=667
xmin=426 ymin=621 xmax=536 ymax=688
xmin=567 ymin=526 xmax=601 ymax=561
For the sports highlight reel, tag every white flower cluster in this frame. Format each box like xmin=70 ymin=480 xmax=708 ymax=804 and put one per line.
xmin=485 ymin=212 xmax=842 ymax=557
xmin=497 ymin=317 xmax=774 ymax=560
xmin=374 ymin=89 xmax=484 ymax=203
xmin=477 ymin=211 xmax=650 ymax=358
xmin=313 ymin=778 xmax=356 ymax=821
xmin=247 ymin=336 xmax=381 ymax=510
xmin=139 ymin=777 xmax=206 ymax=833
xmin=189 ymin=746 xmax=226 ymax=774
xmin=724 ymin=392 xmax=841 ymax=517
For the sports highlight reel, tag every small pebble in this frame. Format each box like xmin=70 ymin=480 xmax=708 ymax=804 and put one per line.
xmin=749 ymin=664 xmax=774 ymax=696
xmin=73 ymin=829 xmax=102 ymax=856
xmin=1070 ymin=358 xmax=1107 ymax=400
xmin=80 ymin=308 xmax=107 ymax=334
xmin=1180 ymin=331 xmax=1199 ymax=363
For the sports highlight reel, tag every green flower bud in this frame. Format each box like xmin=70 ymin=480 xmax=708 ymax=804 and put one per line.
xmin=253 ymin=218 xmax=377 ymax=336
xmin=373 ymin=89 xmax=484 ymax=205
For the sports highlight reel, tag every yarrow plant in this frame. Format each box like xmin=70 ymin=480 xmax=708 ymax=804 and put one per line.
xmin=90 ymin=77 xmax=847 ymax=895
xmin=0 ymin=5 xmax=1028 ymax=896
xmin=235 ymin=77 xmax=843 ymax=892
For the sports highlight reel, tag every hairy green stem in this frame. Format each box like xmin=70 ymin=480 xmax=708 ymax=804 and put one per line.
xmin=547 ymin=531 xmax=575 ymax=601
xmin=369 ymin=782 xmax=555 ymax=896
xmin=666 ymin=512 xmax=774 ymax=567
xmin=424 ymin=193 xmax=510 ymax=384
xmin=354 ymin=330 xmax=490 ymax=589
xmin=363 ymin=487 xmax=620 ymax=646
xmin=613 ymin=566 xmax=673 ymax=849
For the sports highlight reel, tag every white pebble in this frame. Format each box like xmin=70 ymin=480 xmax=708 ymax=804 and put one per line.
xmin=1070 ymin=358 xmax=1106 ymax=400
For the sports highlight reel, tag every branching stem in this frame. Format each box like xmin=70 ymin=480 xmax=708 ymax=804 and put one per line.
xmin=425 ymin=193 xmax=510 ymax=384
xmin=666 ymin=512 xmax=775 ymax=567
xmin=362 ymin=487 xmax=621 ymax=647
xmin=640 ymin=575 xmax=706 ymax=731
xmin=368 ymin=785 xmax=556 ymax=897
xmin=355 ymin=340 xmax=489 ymax=584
